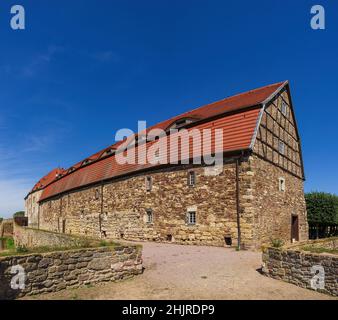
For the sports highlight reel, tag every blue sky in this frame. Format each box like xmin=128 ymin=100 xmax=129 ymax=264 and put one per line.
xmin=0 ymin=0 xmax=337 ymax=217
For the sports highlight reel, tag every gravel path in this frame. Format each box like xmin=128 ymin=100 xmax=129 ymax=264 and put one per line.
xmin=29 ymin=242 xmax=334 ymax=300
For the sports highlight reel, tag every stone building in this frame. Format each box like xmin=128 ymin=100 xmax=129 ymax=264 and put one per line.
xmin=24 ymin=168 xmax=65 ymax=229
xmin=25 ymin=81 xmax=308 ymax=249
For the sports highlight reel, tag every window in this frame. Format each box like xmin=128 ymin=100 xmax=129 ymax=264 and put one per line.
xmin=146 ymin=176 xmax=152 ymax=191
xmin=154 ymin=149 xmax=160 ymax=161
xmin=146 ymin=209 xmax=153 ymax=224
xmin=281 ymin=101 xmax=287 ymax=115
xmin=188 ymin=171 xmax=196 ymax=186
xmin=95 ymin=189 xmax=100 ymax=200
xmin=187 ymin=211 xmax=196 ymax=225
xmin=278 ymin=141 xmax=285 ymax=154
xmin=279 ymin=177 xmax=286 ymax=192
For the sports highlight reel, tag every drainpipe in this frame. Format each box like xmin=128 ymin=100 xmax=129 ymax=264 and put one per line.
xmin=235 ymin=157 xmax=242 ymax=250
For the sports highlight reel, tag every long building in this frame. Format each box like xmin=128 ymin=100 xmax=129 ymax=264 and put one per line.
xmin=25 ymin=81 xmax=308 ymax=249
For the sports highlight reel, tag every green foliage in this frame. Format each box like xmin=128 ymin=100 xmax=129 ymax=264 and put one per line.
xmin=271 ymin=238 xmax=284 ymax=248
xmin=16 ymin=245 xmax=28 ymax=253
xmin=5 ymin=237 xmax=15 ymax=250
xmin=301 ymin=245 xmax=338 ymax=255
xmin=0 ymin=217 xmax=3 ymax=223
xmin=305 ymin=192 xmax=338 ymax=225
xmin=13 ymin=211 xmax=25 ymax=218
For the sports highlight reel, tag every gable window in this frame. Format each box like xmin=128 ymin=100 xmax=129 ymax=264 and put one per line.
xmin=281 ymin=101 xmax=288 ymax=116
xmin=146 ymin=209 xmax=153 ymax=224
xmin=146 ymin=176 xmax=152 ymax=191
xmin=188 ymin=171 xmax=196 ymax=187
xmin=278 ymin=141 xmax=285 ymax=155
xmin=278 ymin=177 xmax=286 ymax=192
xmin=187 ymin=211 xmax=196 ymax=225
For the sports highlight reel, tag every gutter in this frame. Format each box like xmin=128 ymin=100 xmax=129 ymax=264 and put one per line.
xmin=235 ymin=155 xmax=242 ymax=250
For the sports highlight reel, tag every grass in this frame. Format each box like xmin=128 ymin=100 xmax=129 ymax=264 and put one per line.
xmin=301 ymin=245 xmax=338 ymax=255
xmin=0 ymin=239 xmax=120 ymax=257
xmin=0 ymin=237 xmax=15 ymax=250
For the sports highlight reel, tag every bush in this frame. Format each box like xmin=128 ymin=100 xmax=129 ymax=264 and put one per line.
xmin=0 ymin=217 xmax=3 ymax=223
xmin=271 ymin=238 xmax=284 ymax=248
xmin=13 ymin=211 xmax=25 ymax=218
xmin=16 ymin=245 xmax=28 ymax=253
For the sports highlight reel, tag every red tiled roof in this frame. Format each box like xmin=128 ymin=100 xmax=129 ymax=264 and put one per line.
xmin=30 ymin=168 xmax=66 ymax=193
xmin=39 ymin=81 xmax=286 ymax=201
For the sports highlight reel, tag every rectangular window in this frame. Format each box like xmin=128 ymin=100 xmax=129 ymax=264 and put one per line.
xmin=188 ymin=171 xmax=196 ymax=187
xmin=188 ymin=211 xmax=196 ymax=225
xmin=146 ymin=176 xmax=152 ymax=191
xmin=279 ymin=177 xmax=286 ymax=192
xmin=278 ymin=141 xmax=285 ymax=154
xmin=95 ymin=189 xmax=100 ymax=200
xmin=146 ymin=209 xmax=153 ymax=224
xmin=281 ymin=101 xmax=288 ymax=116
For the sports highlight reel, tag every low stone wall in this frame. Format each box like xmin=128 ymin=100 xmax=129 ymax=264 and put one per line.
xmin=262 ymin=239 xmax=338 ymax=297
xmin=0 ymin=219 xmax=14 ymax=238
xmin=0 ymin=244 xmax=143 ymax=299
xmin=13 ymin=224 xmax=94 ymax=249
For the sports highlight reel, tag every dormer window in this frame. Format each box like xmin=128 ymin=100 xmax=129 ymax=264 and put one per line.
xmin=82 ymin=159 xmax=91 ymax=166
xmin=167 ymin=117 xmax=199 ymax=131
xmin=101 ymin=148 xmax=115 ymax=158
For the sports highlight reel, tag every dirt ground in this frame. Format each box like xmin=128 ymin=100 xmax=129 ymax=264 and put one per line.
xmin=25 ymin=242 xmax=334 ymax=300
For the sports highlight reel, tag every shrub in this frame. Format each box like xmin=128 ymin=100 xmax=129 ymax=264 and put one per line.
xmin=16 ymin=245 xmax=28 ymax=253
xmin=0 ymin=217 xmax=3 ymax=223
xmin=271 ymin=238 xmax=284 ymax=248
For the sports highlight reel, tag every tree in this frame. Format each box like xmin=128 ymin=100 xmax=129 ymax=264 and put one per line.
xmin=13 ymin=211 xmax=25 ymax=218
xmin=305 ymin=192 xmax=338 ymax=239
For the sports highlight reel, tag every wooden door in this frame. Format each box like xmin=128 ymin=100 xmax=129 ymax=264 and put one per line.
xmin=291 ymin=215 xmax=299 ymax=242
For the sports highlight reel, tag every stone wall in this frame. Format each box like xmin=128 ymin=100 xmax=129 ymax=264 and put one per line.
xmin=25 ymin=190 xmax=42 ymax=229
xmin=262 ymin=241 xmax=337 ymax=296
xmin=248 ymin=154 xmax=308 ymax=247
xmin=40 ymin=161 xmax=260 ymax=248
xmin=38 ymin=153 xmax=308 ymax=250
xmin=0 ymin=219 xmax=14 ymax=238
xmin=13 ymin=223 xmax=95 ymax=249
xmin=0 ymin=244 xmax=143 ymax=299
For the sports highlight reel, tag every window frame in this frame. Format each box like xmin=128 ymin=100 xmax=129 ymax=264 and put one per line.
xmin=188 ymin=171 xmax=196 ymax=187
xmin=187 ymin=211 xmax=196 ymax=225
xmin=146 ymin=209 xmax=153 ymax=224
xmin=145 ymin=176 xmax=152 ymax=191
xmin=278 ymin=177 xmax=286 ymax=192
